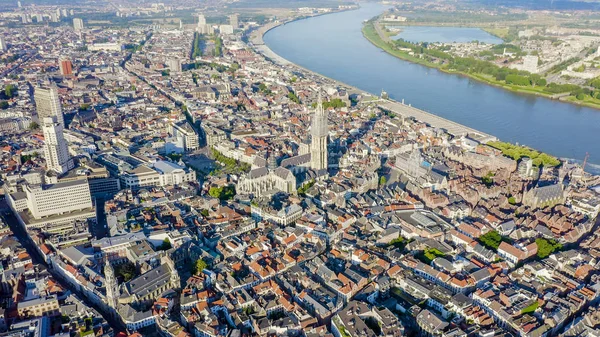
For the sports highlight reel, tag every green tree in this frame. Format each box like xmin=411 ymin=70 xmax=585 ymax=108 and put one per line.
xmin=0 ymin=101 xmax=8 ymax=109
xmin=158 ymin=238 xmax=172 ymax=251
xmin=208 ymin=185 xmax=236 ymax=201
xmin=379 ymin=176 xmax=387 ymax=186
xmin=4 ymin=84 xmax=17 ymax=98
xmin=200 ymin=209 xmax=209 ymax=217
xmin=535 ymin=238 xmax=562 ymax=259
xmin=287 ymin=92 xmax=300 ymax=104
xmin=193 ymin=258 xmax=208 ymax=275
xmin=479 ymin=230 xmax=503 ymax=250
xmin=114 ymin=262 xmax=137 ymax=282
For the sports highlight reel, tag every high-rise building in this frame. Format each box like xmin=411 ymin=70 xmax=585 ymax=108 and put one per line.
xmin=167 ymin=58 xmax=182 ymax=73
xmin=0 ymin=37 xmax=7 ymax=52
xmin=36 ymin=14 xmax=43 ymax=23
xmin=197 ymin=14 xmax=206 ymax=27
xmin=310 ymin=92 xmax=328 ymax=171
xmin=229 ymin=14 xmax=239 ymax=29
xmin=21 ymin=179 xmax=93 ymax=221
xmin=42 ymin=116 xmax=73 ymax=175
xmin=17 ymin=1 xmax=21 ymax=8
xmin=73 ymin=18 xmax=84 ymax=31
xmin=220 ymin=25 xmax=234 ymax=35
xmin=35 ymin=84 xmax=64 ymax=126
xmin=168 ymin=120 xmax=199 ymax=151
xmin=59 ymin=58 xmax=73 ymax=76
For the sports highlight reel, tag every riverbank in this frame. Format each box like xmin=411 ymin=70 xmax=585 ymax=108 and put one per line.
xmin=255 ymin=13 xmax=496 ymax=142
xmin=362 ymin=19 xmax=600 ymax=111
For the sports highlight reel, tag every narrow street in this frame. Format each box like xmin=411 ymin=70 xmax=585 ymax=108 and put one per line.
xmin=0 ymin=200 xmax=126 ymax=333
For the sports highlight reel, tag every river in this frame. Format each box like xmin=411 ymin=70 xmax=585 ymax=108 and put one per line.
xmin=263 ymin=3 xmax=600 ymax=168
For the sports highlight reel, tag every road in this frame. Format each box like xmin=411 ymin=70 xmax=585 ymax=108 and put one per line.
xmin=0 ymin=201 xmax=126 ymax=333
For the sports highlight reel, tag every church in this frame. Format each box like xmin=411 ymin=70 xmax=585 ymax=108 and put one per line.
xmin=238 ymin=93 xmax=329 ymax=197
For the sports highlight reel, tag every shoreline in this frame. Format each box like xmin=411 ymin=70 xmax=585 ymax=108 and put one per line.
xmin=251 ymin=9 xmax=496 ymax=142
xmin=362 ymin=19 xmax=600 ymax=111
xmin=250 ymin=8 xmax=600 ymax=172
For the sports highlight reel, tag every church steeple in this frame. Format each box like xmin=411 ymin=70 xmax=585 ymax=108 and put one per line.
xmin=104 ymin=258 xmax=119 ymax=310
xmin=310 ymin=90 xmax=328 ymax=171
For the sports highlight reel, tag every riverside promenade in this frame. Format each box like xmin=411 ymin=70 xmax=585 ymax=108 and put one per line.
xmin=252 ymin=18 xmax=497 ymax=142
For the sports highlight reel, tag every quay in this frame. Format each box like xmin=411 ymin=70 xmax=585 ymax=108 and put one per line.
xmin=251 ymin=18 xmax=497 ymax=143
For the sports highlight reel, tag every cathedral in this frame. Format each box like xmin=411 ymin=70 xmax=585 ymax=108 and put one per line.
xmin=238 ymin=92 xmax=329 ymax=197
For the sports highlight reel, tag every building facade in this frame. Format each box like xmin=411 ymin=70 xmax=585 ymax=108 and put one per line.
xmin=35 ymin=85 xmax=64 ymax=126
xmin=41 ymin=116 xmax=73 ymax=175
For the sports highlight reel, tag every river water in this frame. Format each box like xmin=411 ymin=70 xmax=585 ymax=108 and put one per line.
xmin=392 ymin=26 xmax=503 ymax=44
xmin=263 ymin=3 xmax=600 ymax=168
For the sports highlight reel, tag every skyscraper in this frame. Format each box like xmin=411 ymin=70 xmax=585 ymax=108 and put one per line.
xmin=229 ymin=14 xmax=239 ymax=29
xmin=310 ymin=92 xmax=328 ymax=171
xmin=198 ymin=14 xmax=206 ymax=27
xmin=35 ymin=84 xmax=64 ymax=126
xmin=42 ymin=116 xmax=73 ymax=175
xmin=73 ymin=18 xmax=84 ymax=31
xmin=0 ymin=37 xmax=6 ymax=52
xmin=59 ymin=58 xmax=73 ymax=76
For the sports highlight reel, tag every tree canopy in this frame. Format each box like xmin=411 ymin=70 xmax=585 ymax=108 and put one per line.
xmin=535 ymin=238 xmax=562 ymax=259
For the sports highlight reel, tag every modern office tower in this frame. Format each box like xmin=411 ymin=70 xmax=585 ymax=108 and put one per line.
xmin=36 ymin=14 xmax=43 ymax=23
xmin=73 ymin=18 xmax=84 ymax=31
xmin=198 ymin=14 xmax=206 ymax=27
xmin=22 ymin=179 xmax=92 ymax=220
xmin=35 ymin=84 xmax=64 ymax=126
xmin=59 ymin=58 xmax=73 ymax=76
xmin=0 ymin=37 xmax=7 ymax=52
xmin=42 ymin=116 xmax=73 ymax=175
xmin=168 ymin=58 xmax=182 ymax=73
xmin=229 ymin=14 xmax=239 ymax=28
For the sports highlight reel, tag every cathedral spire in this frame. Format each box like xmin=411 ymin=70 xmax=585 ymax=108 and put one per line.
xmin=104 ymin=257 xmax=119 ymax=310
xmin=310 ymin=89 xmax=328 ymax=171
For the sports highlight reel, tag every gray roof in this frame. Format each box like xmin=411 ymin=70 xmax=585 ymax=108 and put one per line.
xmin=281 ymin=153 xmax=311 ymax=168
xmin=533 ymin=184 xmax=562 ymax=202
xmin=126 ymin=262 xmax=173 ymax=298
xmin=248 ymin=167 xmax=269 ymax=179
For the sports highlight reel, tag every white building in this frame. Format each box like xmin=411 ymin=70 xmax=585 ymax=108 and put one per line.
xmin=0 ymin=37 xmax=7 ymax=52
xmin=120 ymin=161 xmax=196 ymax=190
xmin=35 ymin=84 xmax=64 ymax=126
xmin=42 ymin=116 xmax=73 ymax=175
xmin=168 ymin=58 xmax=182 ymax=73
xmin=168 ymin=121 xmax=199 ymax=151
xmin=219 ymin=25 xmax=234 ymax=35
xmin=198 ymin=14 xmax=206 ymax=27
xmin=88 ymin=43 xmax=122 ymax=52
xmin=73 ymin=18 xmax=84 ymax=31
xmin=23 ymin=179 xmax=92 ymax=219
xmin=229 ymin=14 xmax=239 ymax=28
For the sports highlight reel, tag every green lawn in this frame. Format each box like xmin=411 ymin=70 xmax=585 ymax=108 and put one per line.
xmin=521 ymin=301 xmax=539 ymax=315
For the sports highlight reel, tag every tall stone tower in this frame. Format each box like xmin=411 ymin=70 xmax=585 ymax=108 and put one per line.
xmin=104 ymin=260 xmax=119 ymax=310
xmin=310 ymin=92 xmax=328 ymax=171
